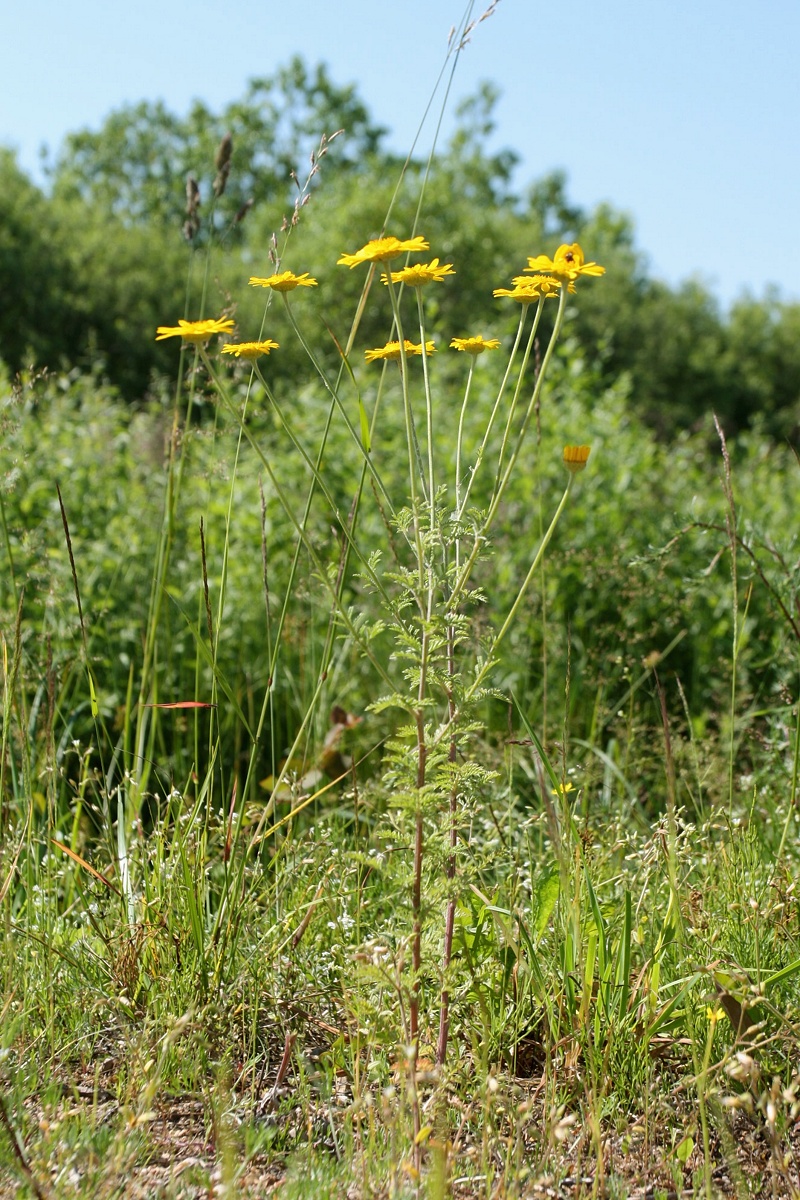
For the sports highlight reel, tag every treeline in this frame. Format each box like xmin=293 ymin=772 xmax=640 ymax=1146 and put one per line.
xmin=3 ymin=58 xmax=799 ymax=439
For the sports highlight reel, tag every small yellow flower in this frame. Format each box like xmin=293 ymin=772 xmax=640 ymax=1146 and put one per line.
xmin=525 ymin=243 xmax=605 ymax=282
xmin=493 ymin=276 xmax=564 ymax=303
xmin=248 ymin=271 xmax=318 ymax=291
xmin=450 ymin=336 xmax=501 ymax=354
xmin=512 ymin=274 xmax=576 ymax=296
xmin=221 ymin=340 xmax=280 ymax=359
xmin=338 ymin=235 xmax=430 ymax=268
xmin=364 ymin=339 xmax=436 ymax=362
xmin=155 ymin=317 xmax=235 ymax=344
xmin=563 ymin=445 xmax=591 ymax=474
xmin=386 ymin=258 xmax=455 ymax=287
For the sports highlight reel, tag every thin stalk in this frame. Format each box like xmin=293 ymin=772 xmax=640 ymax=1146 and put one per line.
xmin=488 ymin=286 xmax=568 ymax=521
xmin=384 ymin=274 xmax=426 ymax=594
xmin=436 ymin=617 xmax=460 ymax=1068
xmin=456 ymin=307 xmax=527 ymax=518
xmin=455 ymin=357 xmax=476 ymax=523
xmin=776 ymin=693 xmax=800 ymax=862
xmin=435 ymin=473 xmax=577 ymax=750
xmin=485 ymin=299 xmax=546 ymax=503
xmin=449 ymin=285 xmax=569 ymax=612
xmin=714 ymin=415 xmax=738 ymax=811
xmin=212 ymin=360 xmax=392 ymax=610
xmin=415 ymin=288 xmax=436 ymax=525
xmin=213 ymin=248 xmax=383 ymax=929
xmin=280 ymin=294 xmax=396 ymax=516
xmin=199 ymin=351 xmax=393 ymax=689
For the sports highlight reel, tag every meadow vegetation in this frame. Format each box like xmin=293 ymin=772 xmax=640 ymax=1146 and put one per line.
xmin=2 ymin=11 xmax=800 ymax=1198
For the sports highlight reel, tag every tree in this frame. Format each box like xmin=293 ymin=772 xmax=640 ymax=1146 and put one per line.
xmin=49 ymin=58 xmax=388 ymax=237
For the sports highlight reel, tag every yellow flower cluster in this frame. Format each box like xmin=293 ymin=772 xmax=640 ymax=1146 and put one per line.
xmin=494 ymin=243 xmax=605 ymax=304
xmin=153 ymin=242 xmax=600 ymax=479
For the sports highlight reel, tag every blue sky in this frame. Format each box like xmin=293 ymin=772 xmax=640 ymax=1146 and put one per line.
xmin=4 ymin=0 xmax=798 ymax=306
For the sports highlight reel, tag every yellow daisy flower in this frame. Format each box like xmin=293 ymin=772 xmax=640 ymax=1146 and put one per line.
xmin=364 ymin=339 xmax=436 ymax=363
xmin=450 ymin=336 xmax=501 ymax=354
xmin=525 ymin=243 xmax=605 ymax=282
xmin=221 ymin=340 xmax=280 ymax=360
xmin=562 ymin=445 xmax=591 ymax=474
xmin=512 ymin=274 xmax=575 ymax=295
xmin=248 ymin=271 xmax=318 ymax=291
xmin=493 ymin=276 xmax=563 ymax=303
xmin=155 ymin=317 xmax=235 ymax=344
xmin=386 ymin=258 xmax=455 ymax=287
xmin=338 ymin=235 xmax=430 ymax=268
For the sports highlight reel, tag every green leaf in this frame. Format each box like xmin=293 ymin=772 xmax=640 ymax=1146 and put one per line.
xmin=532 ymin=868 xmax=559 ymax=942
xmin=358 ymin=397 xmax=371 ymax=453
xmin=87 ymin=668 xmax=99 ymax=718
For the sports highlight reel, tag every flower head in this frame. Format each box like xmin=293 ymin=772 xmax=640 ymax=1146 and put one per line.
xmin=493 ymin=276 xmax=564 ymax=303
xmin=513 ymin=274 xmax=576 ymax=295
xmin=155 ymin=317 xmax=235 ymax=345
xmin=386 ymin=258 xmax=455 ymax=287
xmin=221 ymin=340 xmax=280 ymax=360
xmin=450 ymin=336 xmax=501 ymax=355
xmin=526 ymin=243 xmax=605 ymax=282
xmin=248 ymin=271 xmax=318 ymax=292
xmin=338 ymin=235 xmax=429 ymax=268
xmin=562 ymin=445 xmax=591 ymax=475
xmin=364 ymin=339 xmax=436 ymax=363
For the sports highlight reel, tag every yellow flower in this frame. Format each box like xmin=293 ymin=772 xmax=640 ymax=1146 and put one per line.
xmin=493 ymin=276 xmax=564 ymax=303
xmin=221 ymin=340 xmax=280 ymax=359
xmin=248 ymin=271 xmax=318 ymax=291
xmin=386 ymin=258 xmax=455 ymax=286
xmin=155 ymin=317 xmax=235 ymax=344
xmin=512 ymin=274 xmax=576 ymax=295
xmin=338 ymin=235 xmax=430 ymax=268
xmin=364 ymin=339 xmax=436 ymax=362
xmin=450 ymin=336 xmax=501 ymax=354
xmin=563 ymin=445 xmax=591 ymax=474
xmin=525 ymin=243 xmax=605 ymax=282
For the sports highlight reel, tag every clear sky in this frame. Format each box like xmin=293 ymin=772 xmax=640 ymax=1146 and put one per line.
xmin=4 ymin=0 xmax=798 ymax=307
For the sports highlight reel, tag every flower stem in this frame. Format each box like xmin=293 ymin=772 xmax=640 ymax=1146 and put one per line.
xmin=457 ymin=307 xmax=527 ymax=519
xmin=416 ymin=288 xmax=436 ymax=526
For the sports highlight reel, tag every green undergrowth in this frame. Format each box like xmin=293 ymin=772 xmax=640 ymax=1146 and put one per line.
xmin=3 ymin=360 xmax=800 ymax=1195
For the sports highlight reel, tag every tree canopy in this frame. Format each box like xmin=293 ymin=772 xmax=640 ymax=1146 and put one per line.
xmin=2 ymin=60 xmax=799 ymax=440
